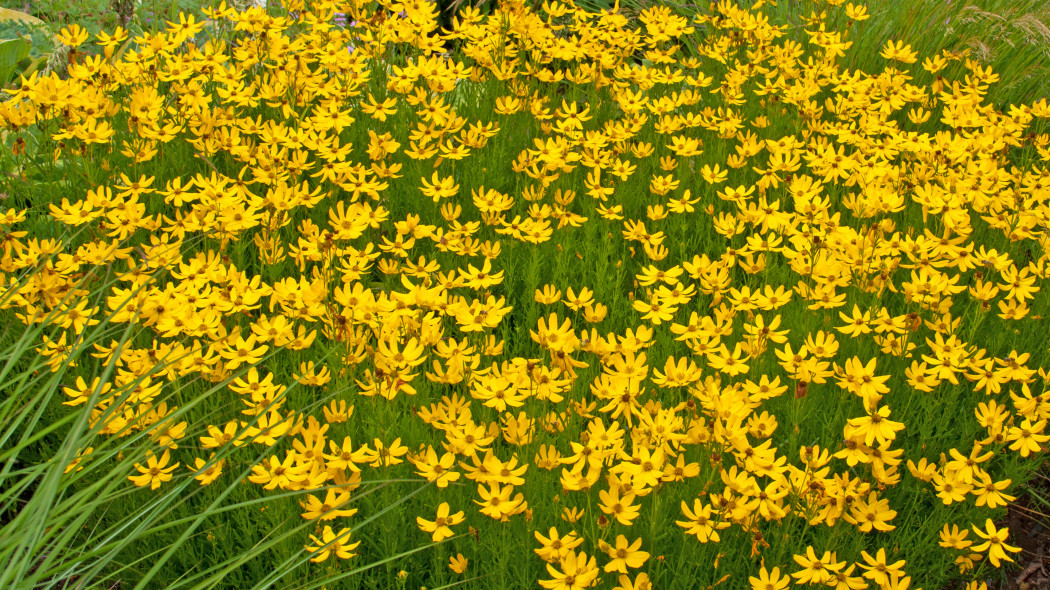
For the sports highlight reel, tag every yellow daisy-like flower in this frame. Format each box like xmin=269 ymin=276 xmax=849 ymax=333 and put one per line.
xmin=971 ymin=519 xmax=1022 ymax=567
xmin=56 ymin=24 xmax=90 ymax=48
xmin=304 ymin=526 xmax=360 ymax=563
xmin=128 ymin=450 xmax=179 ymax=490
xmin=416 ymin=502 xmax=465 ymax=542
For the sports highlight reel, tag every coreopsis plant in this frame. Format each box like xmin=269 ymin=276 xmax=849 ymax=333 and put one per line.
xmin=0 ymin=0 xmax=1049 ymax=587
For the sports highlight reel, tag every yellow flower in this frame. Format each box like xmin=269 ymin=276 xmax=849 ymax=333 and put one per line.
xmin=598 ymin=535 xmax=649 ymax=574
xmin=416 ymin=502 xmax=464 ymax=542
xmin=845 ymin=3 xmax=870 ymax=21
xmin=676 ymin=499 xmax=729 ymax=543
xmin=449 ymin=553 xmax=469 ymax=574
xmin=1007 ymin=419 xmax=1049 ymax=457
xmin=361 ymin=93 xmax=398 ymax=121
xmin=56 ymin=24 xmax=90 ymax=48
xmin=218 ymin=335 xmax=268 ymax=370
xmin=539 ymin=550 xmax=600 ymax=590
xmin=845 ymin=405 xmax=904 ymax=447
xmin=64 ymin=446 xmax=94 ymax=474
xmin=880 ymin=40 xmax=918 ymax=64
xmin=72 ymin=118 xmax=117 ymax=145
xmin=305 ymin=526 xmax=360 ymax=562
xmin=300 ymin=488 xmax=357 ymax=521
xmin=534 ymin=527 xmax=585 ymax=563
xmin=848 ymin=492 xmax=897 ymax=532
xmin=858 ymin=548 xmax=905 ymax=586
xmin=410 ymin=445 xmax=461 ymax=488
xmin=191 ymin=456 xmax=224 ymax=486
xmin=474 ymin=482 xmax=527 ymax=520
xmin=564 ymin=287 xmax=595 ymax=311
xmin=971 ymin=519 xmax=1021 ymax=567
xmin=535 ymin=284 xmax=563 ymax=305
xmin=598 ymin=485 xmax=640 ymax=527
xmin=749 ymin=566 xmax=789 ymax=590
xmin=128 ymin=450 xmax=179 ymax=490
xmin=939 ymin=524 xmax=973 ymax=550
xmin=613 ymin=572 xmax=652 ymax=590
xmin=560 ymin=506 xmax=584 ymax=524
xmin=792 ymin=547 xmax=845 ymax=585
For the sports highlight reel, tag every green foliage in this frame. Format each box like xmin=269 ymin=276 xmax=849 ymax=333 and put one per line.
xmin=577 ymin=0 xmax=1050 ymax=105
xmin=1 ymin=0 xmax=1050 ymax=588
xmin=0 ymin=8 xmax=53 ymax=88
xmin=0 ymin=37 xmax=46 ymax=89
xmin=0 ymin=263 xmax=432 ymax=589
xmin=0 ymin=0 xmax=121 ymax=35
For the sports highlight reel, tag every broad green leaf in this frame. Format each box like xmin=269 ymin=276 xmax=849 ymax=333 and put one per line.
xmin=0 ymin=7 xmax=57 ymax=49
xmin=0 ymin=8 xmax=45 ymax=26
xmin=0 ymin=38 xmax=31 ymax=88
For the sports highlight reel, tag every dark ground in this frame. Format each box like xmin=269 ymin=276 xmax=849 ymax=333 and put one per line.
xmin=988 ymin=466 xmax=1050 ymax=590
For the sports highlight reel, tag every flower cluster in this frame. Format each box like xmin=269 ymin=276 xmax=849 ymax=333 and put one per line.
xmin=2 ymin=0 xmax=1049 ymax=587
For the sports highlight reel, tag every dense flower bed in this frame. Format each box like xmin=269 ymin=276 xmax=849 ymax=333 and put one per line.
xmin=2 ymin=0 xmax=1050 ymax=587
